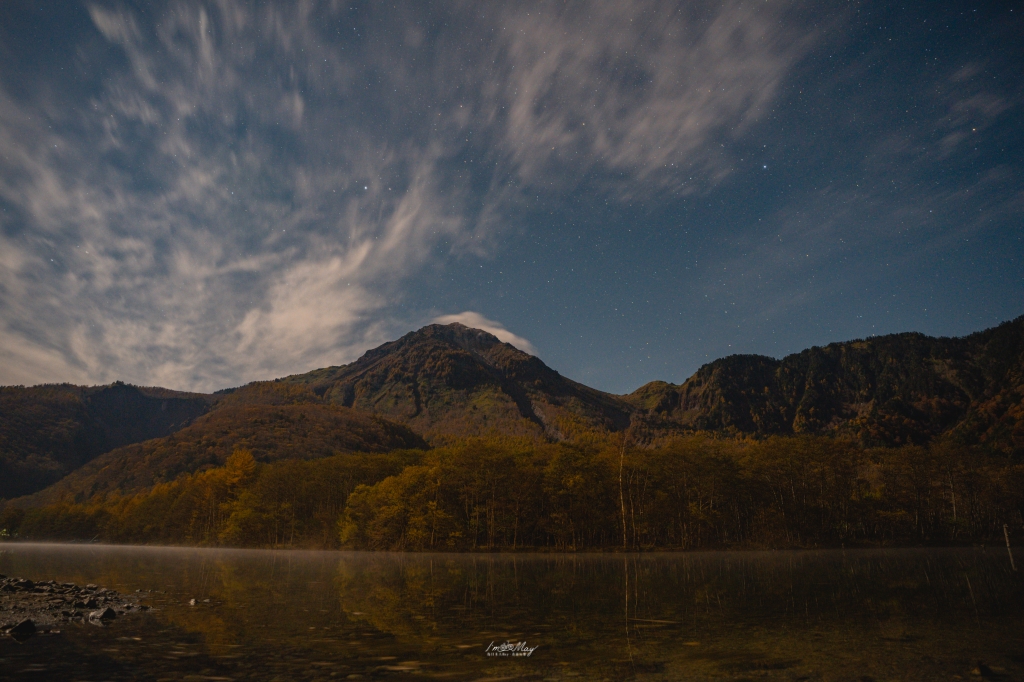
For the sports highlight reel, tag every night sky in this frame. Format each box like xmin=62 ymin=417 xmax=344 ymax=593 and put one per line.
xmin=0 ymin=2 xmax=1021 ymax=394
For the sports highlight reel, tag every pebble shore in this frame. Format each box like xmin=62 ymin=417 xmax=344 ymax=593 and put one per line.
xmin=0 ymin=574 xmax=147 ymax=639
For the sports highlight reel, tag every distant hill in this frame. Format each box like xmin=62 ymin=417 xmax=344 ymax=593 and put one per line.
xmin=0 ymin=382 xmax=211 ymax=499
xmin=627 ymin=316 xmax=1024 ymax=452
xmin=17 ymin=381 xmax=425 ymax=505
xmin=282 ymin=323 xmax=631 ymax=441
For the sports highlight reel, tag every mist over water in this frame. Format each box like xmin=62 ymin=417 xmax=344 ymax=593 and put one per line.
xmin=1 ymin=544 xmax=1023 ymax=680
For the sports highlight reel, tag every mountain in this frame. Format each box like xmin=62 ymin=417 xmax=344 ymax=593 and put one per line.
xmin=628 ymin=316 xmax=1024 ymax=452
xmin=17 ymin=381 xmax=426 ymax=505
xmin=4 ymin=317 xmax=1023 ymax=506
xmin=282 ymin=323 xmax=631 ymax=441
xmin=0 ymin=382 xmax=211 ymax=499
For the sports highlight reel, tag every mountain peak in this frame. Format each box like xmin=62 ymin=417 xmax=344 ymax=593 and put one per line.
xmin=405 ymin=322 xmax=519 ymax=358
xmin=285 ymin=322 xmax=628 ymax=441
xmin=418 ymin=322 xmax=503 ymax=345
xmin=350 ymin=323 xmax=525 ymax=370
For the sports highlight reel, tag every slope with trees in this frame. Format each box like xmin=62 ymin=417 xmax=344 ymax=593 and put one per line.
xmin=13 ymin=382 xmax=425 ymax=506
xmin=0 ymin=382 xmax=212 ymax=499
xmin=4 ymin=435 xmax=1020 ymax=551
xmin=628 ymin=316 xmax=1024 ymax=453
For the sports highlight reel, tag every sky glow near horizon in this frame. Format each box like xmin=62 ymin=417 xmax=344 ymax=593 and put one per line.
xmin=0 ymin=1 xmax=1021 ymax=394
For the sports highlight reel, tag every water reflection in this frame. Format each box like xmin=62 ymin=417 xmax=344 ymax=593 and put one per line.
xmin=1 ymin=544 xmax=1022 ymax=680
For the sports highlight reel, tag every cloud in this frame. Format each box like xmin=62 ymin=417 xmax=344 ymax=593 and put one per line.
xmin=464 ymin=1 xmax=819 ymax=198
xmin=0 ymin=1 xmax=816 ymax=391
xmin=0 ymin=2 xmax=479 ymax=391
xmin=432 ymin=312 xmax=537 ymax=355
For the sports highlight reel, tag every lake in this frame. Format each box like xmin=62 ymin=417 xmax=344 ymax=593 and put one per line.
xmin=1 ymin=544 xmax=1022 ymax=680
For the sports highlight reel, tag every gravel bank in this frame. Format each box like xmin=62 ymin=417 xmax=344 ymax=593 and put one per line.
xmin=1 ymin=574 xmax=147 ymax=639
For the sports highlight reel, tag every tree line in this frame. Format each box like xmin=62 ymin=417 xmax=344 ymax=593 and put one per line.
xmin=1 ymin=435 xmax=1022 ymax=550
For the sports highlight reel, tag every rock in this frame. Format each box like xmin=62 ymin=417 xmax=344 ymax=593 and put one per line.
xmin=2 ymin=575 xmax=145 ymax=630
xmin=8 ymin=619 xmax=35 ymax=637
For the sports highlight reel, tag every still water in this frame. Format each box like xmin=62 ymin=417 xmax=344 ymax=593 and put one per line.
xmin=1 ymin=544 xmax=1022 ymax=681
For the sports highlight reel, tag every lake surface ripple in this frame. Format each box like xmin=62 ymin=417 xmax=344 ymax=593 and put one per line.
xmin=1 ymin=544 xmax=1022 ymax=680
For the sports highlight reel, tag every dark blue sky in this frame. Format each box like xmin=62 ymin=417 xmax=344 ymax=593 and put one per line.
xmin=0 ymin=1 xmax=1021 ymax=394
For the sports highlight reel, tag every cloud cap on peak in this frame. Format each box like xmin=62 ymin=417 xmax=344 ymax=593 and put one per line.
xmin=432 ymin=312 xmax=537 ymax=356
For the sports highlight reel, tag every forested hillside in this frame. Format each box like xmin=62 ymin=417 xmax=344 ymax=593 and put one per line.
xmin=0 ymin=382 xmax=211 ymax=498
xmin=3 ymin=435 xmax=1020 ymax=551
xmin=629 ymin=315 xmax=1024 ymax=453
xmin=15 ymin=382 xmax=425 ymax=506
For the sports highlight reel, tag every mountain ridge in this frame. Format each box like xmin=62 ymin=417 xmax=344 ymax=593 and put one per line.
xmin=3 ymin=315 xmax=1022 ymax=504
xmin=626 ymin=316 xmax=1023 ymax=451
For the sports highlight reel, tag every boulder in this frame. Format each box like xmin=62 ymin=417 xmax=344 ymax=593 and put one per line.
xmin=89 ymin=607 xmax=117 ymax=621
xmin=8 ymin=619 xmax=36 ymax=637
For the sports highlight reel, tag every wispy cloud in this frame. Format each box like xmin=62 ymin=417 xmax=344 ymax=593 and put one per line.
xmin=471 ymin=1 xmax=818 ymax=197
xmin=0 ymin=2 xmax=476 ymax=390
xmin=0 ymin=1 xmax=819 ymax=391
